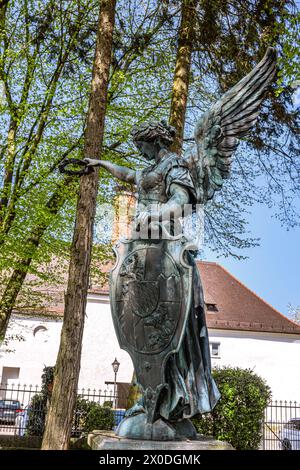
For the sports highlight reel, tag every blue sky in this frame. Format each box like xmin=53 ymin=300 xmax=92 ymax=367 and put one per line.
xmin=204 ymin=201 xmax=300 ymax=317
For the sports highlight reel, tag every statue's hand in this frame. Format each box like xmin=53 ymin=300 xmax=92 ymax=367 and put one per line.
xmin=83 ymin=157 xmax=101 ymax=167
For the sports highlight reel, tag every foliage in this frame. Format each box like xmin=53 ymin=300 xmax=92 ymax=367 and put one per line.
xmin=73 ymin=398 xmax=114 ymax=434
xmin=183 ymin=0 xmax=300 ymax=257
xmin=0 ymin=316 xmax=25 ymax=353
xmin=0 ymin=0 xmax=298 ymax=275
xmin=26 ymin=366 xmax=113 ymax=436
xmin=0 ymin=0 xmax=174 ymax=272
xmin=276 ymin=7 xmax=300 ymax=92
xmin=0 ymin=0 xmax=299 ymax=334
xmin=41 ymin=366 xmax=54 ymax=395
xmin=287 ymin=303 xmax=300 ymax=324
xmin=192 ymin=367 xmax=271 ymax=450
xmin=0 ymin=0 xmax=176 ymax=337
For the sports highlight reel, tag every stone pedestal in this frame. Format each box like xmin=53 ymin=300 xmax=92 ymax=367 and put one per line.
xmin=87 ymin=430 xmax=233 ymax=450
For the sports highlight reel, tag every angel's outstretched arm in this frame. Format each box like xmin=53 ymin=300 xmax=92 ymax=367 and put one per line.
xmin=83 ymin=158 xmax=136 ymax=183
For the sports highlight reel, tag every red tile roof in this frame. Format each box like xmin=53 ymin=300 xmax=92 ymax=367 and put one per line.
xmin=198 ymin=261 xmax=300 ymax=334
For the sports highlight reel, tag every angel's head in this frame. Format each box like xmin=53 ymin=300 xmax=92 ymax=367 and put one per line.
xmin=131 ymin=120 xmax=176 ymax=160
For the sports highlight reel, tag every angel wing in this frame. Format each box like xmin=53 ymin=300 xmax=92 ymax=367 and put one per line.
xmin=183 ymin=47 xmax=277 ymax=203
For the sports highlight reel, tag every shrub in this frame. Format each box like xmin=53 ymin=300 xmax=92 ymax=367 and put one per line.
xmin=41 ymin=366 xmax=54 ymax=396
xmin=85 ymin=403 xmax=114 ymax=432
xmin=192 ymin=367 xmax=271 ymax=450
xmin=73 ymin=398 xmax=114 ymax=434
xmin=26 ymin=367 xmax=114 ymax=437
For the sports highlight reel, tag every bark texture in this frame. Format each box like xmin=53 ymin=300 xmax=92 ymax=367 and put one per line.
xmin=169 ymin=0 xmax=197 ymax=154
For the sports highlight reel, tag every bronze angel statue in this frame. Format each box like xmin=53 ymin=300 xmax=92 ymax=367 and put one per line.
xmin=74 ymin=48 xmax=276 ymax=440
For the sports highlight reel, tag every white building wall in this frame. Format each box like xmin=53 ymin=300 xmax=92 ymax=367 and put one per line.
xmin=208 ymin=329 xmax=300 ymax=401
xmin=0 ymin=293 xmax=133 ymax=390
xmin=79 ymin=294 xmax=133 ymax=389
xmin=0 ymin=293 xmax=299 ymax=402
xmin=0 ymin=315 xmax=62 ymax=386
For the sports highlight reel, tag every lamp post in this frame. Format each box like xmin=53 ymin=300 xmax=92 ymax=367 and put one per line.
xmin=112 ymin=358 xmax=120 ymax=408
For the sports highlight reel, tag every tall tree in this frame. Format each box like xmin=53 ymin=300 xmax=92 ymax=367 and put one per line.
xmin=0 ymin=0 xmax=99 ymax=338
xmin=41 ymin=0 xmax=117 ymax=450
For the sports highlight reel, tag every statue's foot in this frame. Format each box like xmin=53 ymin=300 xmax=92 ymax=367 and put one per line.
xmin=116 ymin=413 xmax=197 ymax=441
xmin=116 ymin=412 xmax=175 ymax=440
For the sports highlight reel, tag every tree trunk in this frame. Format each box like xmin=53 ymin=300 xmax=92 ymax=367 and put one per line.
xmin=0 ymin=260 xmax=31 ymax=341
xmin=0 ymin=179 xmax=73 ymax=341
xmin=41 ymin=0 xmax=116 ymax=450
xmin=169 ymin=0 xmax=197 ymax=154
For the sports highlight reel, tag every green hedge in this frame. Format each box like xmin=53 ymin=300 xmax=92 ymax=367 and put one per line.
xmin=73 ymin=398 xmax=114 ymax=433
xmin=192 ymin=367 xmax=271 ymax=450
xmin=27 ymin=396 xmax=114 ymax=437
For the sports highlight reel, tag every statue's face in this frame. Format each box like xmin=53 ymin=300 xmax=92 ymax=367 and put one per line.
xmin=135 ymin=140 xmax=157 ymax=160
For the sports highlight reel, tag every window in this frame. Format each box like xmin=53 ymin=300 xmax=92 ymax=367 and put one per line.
xmin=33 ymin=326 xmax=49 ymax=343
xmin=1 ymin=367 xmax=20 ymax=388
xmin=33 ymin=325 xmax=47 ymax=337
xmin=206 ymin=303 xmax=218 ymax=312
xmin=210 ymin=342 xmax=220 ymax=358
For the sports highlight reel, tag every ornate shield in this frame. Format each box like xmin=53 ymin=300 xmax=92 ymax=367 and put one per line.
xmin=110 ymin=238 xmax=194 ymax=393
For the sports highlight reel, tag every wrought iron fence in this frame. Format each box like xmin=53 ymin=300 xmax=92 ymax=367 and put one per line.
xmin=2 ymin=383 xmax=298 ymax=450
xmin=0 ymin=383 xmax=126 ymax=438
xmin=262 ymin=400 xmax=300 ymax=450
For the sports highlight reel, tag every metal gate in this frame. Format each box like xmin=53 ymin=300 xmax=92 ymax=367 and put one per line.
xmin=263 ymin=401 xmax=300 ymax=450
